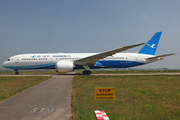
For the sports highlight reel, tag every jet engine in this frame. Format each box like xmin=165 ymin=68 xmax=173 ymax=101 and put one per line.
xmin=55 ymin=61 xmax=74 ymax=72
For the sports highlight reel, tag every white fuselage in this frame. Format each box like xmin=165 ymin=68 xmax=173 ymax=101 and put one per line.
xmin=2 ymin=52 xmax=157 ymax=70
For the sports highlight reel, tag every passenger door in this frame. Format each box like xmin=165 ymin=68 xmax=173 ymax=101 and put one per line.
xmin=15 ymin=57 xmax=19 ymax=64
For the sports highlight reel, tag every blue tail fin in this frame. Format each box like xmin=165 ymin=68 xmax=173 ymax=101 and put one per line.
xmin=138 ymin=32 xmax=162 ymax=55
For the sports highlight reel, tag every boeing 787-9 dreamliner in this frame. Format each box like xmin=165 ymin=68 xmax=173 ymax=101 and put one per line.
xmin=2 ymin=32 xmax=176 ymax=75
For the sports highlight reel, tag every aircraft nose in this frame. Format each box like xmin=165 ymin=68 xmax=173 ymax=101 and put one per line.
xmin=2 ymin=61 xmax=8 ymax=67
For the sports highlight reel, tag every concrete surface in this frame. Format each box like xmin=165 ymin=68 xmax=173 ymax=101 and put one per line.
xmin=0 ymin=76 xmax=73 ymax=120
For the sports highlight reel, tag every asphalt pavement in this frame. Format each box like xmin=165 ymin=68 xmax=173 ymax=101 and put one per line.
xmin=0 ymin=75 xmax=73 ymax=120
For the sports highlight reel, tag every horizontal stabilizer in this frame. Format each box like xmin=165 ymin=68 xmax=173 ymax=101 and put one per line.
xmin=146 ymin=53 xmax=177 ymax=60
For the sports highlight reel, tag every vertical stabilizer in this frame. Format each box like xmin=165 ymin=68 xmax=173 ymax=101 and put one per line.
xmin=138 ymin=32 xmax=162 ymax=55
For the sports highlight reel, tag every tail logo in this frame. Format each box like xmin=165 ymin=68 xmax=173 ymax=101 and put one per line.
xmin=148 ymin=44 xmax=156 ymax=49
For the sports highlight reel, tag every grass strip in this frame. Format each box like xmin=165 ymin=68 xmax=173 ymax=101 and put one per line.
xmin=1 ymin=70 xmax=180 ymax=75
xmin=0 ymin=71 xmax=65 ymax=75
xmin=0 ymin=76 xmax=51 ymax=101
xmin=72 ymin=75 xmax=180 ymax=119
xmin=75 ymin=70 xmax=180 ymax=74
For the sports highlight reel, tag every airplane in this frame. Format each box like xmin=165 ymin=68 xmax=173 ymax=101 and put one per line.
xmin=2 ymin=32 xmax=176 ymax=75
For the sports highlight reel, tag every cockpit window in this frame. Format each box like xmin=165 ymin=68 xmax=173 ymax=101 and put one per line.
xmin=7 ymin=59 xmax=10 ymax=61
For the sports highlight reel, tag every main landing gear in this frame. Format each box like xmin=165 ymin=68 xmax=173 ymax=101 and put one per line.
xmin=15 ymin=71 xmax=19 ymax=75
xmin=82 ymin=65 xmax=92 ymax=75
xmin=82 ymin=70 xmax=92 ymax=75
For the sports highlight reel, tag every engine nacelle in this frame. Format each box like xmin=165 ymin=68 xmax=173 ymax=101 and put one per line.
xmin=55 ymin=61 xmax=74 ymax=72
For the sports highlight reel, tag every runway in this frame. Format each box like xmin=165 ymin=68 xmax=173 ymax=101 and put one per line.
xmin=0 ymin=75 xmax=73 ymax=120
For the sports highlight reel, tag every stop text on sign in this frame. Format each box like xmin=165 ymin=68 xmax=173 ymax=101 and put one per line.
xmin=95 ymin=87 xmax=115 ymax=100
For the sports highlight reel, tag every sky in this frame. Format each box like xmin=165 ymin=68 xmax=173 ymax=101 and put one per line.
xmin=0 ymin=0 xmax=179 ymax=69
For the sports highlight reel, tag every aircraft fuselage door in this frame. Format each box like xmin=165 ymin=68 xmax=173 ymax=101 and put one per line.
xmin=15 ymin=57 xmax=19 ymax=63
xmin=127 ymin=55 xmax=133 ymax=63
xmin=49 ymin=57 xmax=56 ymax=63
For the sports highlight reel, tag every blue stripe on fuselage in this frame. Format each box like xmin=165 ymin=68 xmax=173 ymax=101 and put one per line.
xmin=3 ymin=63 xmax=55 ymax=70
xmin=95 ymin=60 xmax=144 ymax=68
xmin=3 ymin=60 xmax=145 ymax=70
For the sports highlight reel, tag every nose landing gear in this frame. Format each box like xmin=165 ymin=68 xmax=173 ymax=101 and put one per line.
xmin=15 ymin=71 xmax=19 ymax=75
xmin=13 ymin=69 xmax=19 ymax=75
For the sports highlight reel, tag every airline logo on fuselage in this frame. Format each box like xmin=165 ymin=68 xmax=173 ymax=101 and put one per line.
xmin=148 ymin=44 xmax=156 ymax=48
xmin=30 ymin=55 xmax=36 ymax=58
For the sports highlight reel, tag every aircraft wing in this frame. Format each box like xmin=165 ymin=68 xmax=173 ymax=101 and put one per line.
xmin=146 ymin=53 xmax=177 ymax=60
xmin=74 ymin=43 xmax=145 ymax=66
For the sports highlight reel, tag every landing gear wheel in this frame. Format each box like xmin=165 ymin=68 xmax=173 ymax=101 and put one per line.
xmin=82 ymin=71 xmax=92 ymax=75
xmin=15 ymin=72 xmax=19 ymax=75
xmin=88 ymin=71 xmax=92 ymax=74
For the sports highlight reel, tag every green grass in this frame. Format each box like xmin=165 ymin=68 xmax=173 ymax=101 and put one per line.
xmin=0 ymin=76 xmax=51 ymax=101
xmin=1 ymin=69 xmax=179 ymax=75
xmin=72 ymin=75 xmax=180 ymax=120
xmin=75 ymin=69 xmax=180 ymax=74
xmin=0 ymin=70 xmax=65 ymax=75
